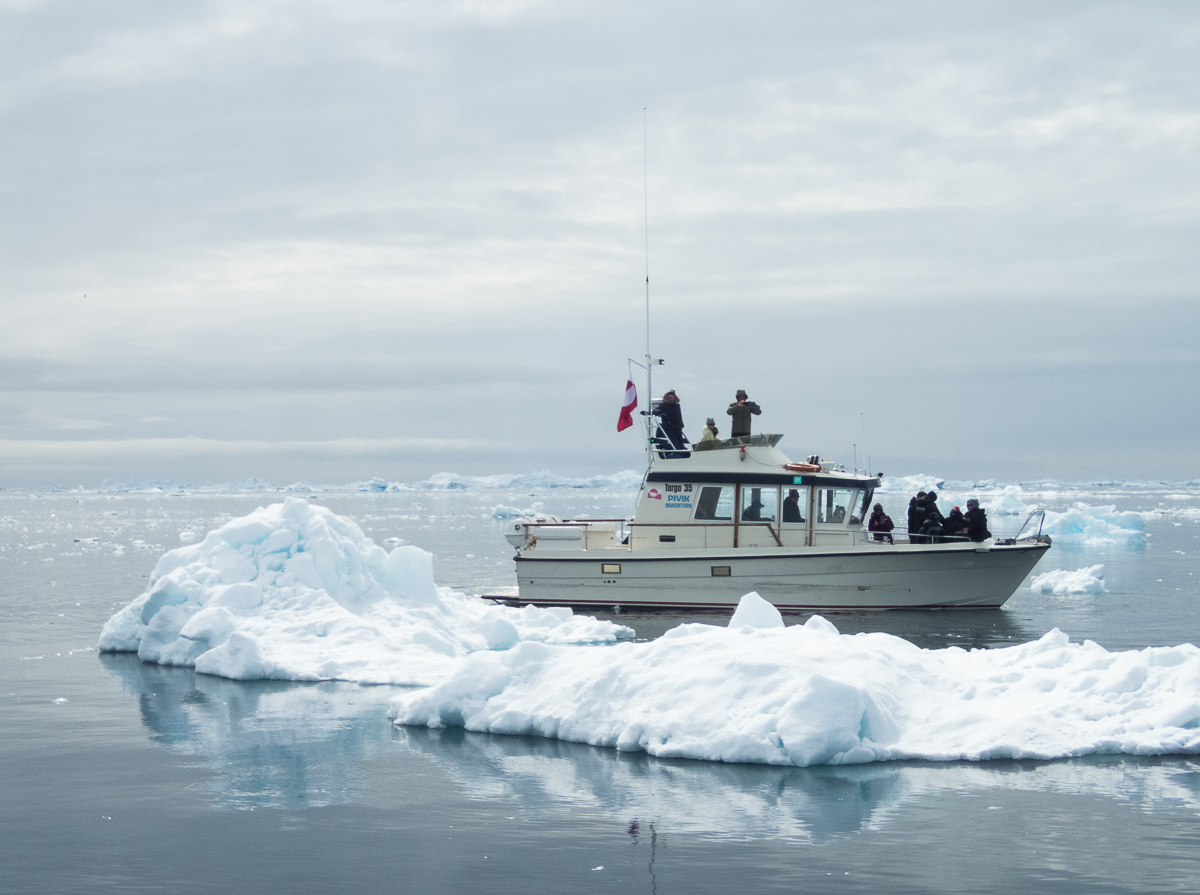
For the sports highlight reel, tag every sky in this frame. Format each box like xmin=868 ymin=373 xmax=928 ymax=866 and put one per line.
xmin=2 ymin=0 xmax=1199 ymax=488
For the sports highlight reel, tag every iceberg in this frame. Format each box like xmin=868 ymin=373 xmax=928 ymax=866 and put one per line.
xmin=99 ymin=498 xmax=632 ymax=685
xmin=390 ymin=594 xmax=1200 ymax=767
xmin=1042 ymin=503 xmax=1147 ymax=549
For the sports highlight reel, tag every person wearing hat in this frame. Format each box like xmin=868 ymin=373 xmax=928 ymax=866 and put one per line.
xmin=696 ymin=417 xmax=722 ymax=450
xmin=741 ymin=488 xmax=768 ymax=521
xmin=907 ymin=490 xmax=928 ymax=543
xmin=783 ymin=489 xmax=805 ymax=523
xmin=868 ymin=503 xmax=894 ymax=543
xmin=726 ymin=389 xmax=762 ymax=438
xmin=924 ymin=490 xmax=946 ymax=526
xmin=943 ymin=505 xmax=967 ymax=539
xmin=963 ymin=498 xmax=991 ymax=542
xmin=653 ymin=389 xmax=688 ymax=457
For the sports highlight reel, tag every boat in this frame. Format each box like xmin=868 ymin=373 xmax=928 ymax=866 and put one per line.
xmin=496 ymin=431 xmax=1051 ymax=611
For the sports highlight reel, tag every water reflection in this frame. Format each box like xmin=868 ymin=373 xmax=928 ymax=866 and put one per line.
xmin=100 ymin=653 xmax=399 ymax=810
xmin=102 ymin=652 xmax=1200 ymax=839
xmin=398 ymin=727 xmax=1200 ymax=843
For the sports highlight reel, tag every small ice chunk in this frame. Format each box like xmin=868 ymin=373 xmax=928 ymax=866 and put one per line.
xmin=1031 ymin=565 xmax=1106 ymax=595
xmin=728 ymin=592 xmax=785 ymax=629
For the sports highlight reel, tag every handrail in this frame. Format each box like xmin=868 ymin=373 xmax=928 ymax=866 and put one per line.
xmin=1014 ymin=508 xmax=1047 ymax=541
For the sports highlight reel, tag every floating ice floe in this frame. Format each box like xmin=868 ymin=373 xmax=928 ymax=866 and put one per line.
xmin=977 ymin=485 xmax=1032 ymax=516
xmin=1030 ymin=565 xmax=1106 ymax=595
xmin=490 ymin=503 xmax=545 ymax=520
xmin=879 ymin=474 xmax=946 ymax=494
xmin=1042 ymin=503 xmax=1146 ymax=549
xmin=99 ymin=498 xmax=632 ymax=685
xmin=390 ymin=592 xmax=1200 ymax=767
xmin=418 ymin=470 xmax=643 ymax=491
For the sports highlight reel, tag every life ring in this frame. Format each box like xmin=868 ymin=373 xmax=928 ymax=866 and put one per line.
xmin=783 ymin=462 xmax=822 ymax=473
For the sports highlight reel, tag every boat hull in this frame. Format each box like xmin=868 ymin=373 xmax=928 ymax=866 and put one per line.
xmin=512 ymin=541 xmax=1051 ymax=610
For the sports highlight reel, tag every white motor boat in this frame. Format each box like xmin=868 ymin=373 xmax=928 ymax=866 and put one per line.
xmin=497 ymin=433 xmax=1050 ymax=611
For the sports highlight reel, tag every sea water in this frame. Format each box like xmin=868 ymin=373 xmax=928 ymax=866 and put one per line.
xmin=3 ymin=481 xmax=1200 ymax=892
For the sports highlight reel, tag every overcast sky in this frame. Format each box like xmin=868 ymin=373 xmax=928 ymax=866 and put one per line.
xmin=2 ymin=0 xmax=1199 ymax=488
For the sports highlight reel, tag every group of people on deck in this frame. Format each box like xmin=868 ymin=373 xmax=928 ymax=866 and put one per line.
xmin=868 ymin=491 xmax=991 ymax=544
xmin=653 ymin=389 xmax=991 ymax=544
xmin=653 ymin=388 xmax=762 ymax=454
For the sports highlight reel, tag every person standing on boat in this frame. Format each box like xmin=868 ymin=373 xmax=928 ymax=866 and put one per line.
xmin=654 ymin=390 xmax=688 ymax=456
xmin=964 ymin=498 xmax=992 ymax=542
xmin=726 ymin=389 xmax=761 ymax=438
xmin=907 ymin=491 xmax=928 ymax=543
xmin=868 ymin=504 xmax=894 ymax=543
xmin=925 ymin=491 xmax=946 ymax=526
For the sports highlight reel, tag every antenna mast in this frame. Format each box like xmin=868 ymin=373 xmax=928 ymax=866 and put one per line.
xmin=643 ymin=108 xmax=654 ymax=464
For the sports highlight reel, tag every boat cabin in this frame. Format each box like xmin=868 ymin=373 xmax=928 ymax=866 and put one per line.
xmin=506 ymin=434 xmax=880 ymax=554
xmin=630 ymin=434 xmax=877 ymax=550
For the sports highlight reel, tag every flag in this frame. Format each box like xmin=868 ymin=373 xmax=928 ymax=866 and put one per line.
xmin=617 ymin=379 xmax=637 ymax=432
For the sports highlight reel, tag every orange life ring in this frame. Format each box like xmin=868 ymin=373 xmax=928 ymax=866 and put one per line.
xmin=783 ymin=462 xmax=822 ymax=473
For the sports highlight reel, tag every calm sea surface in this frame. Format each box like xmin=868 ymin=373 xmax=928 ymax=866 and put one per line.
xmin=3 ymin=484 xmax=1200 ymax=893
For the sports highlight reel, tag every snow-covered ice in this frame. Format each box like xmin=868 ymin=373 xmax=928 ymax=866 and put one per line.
xmin=390 ymin=592 xmax=1200 ymax=767
xmin=99 ymin=498 xmax=632 ymax=685
xmin=1031 ymin=565 xmax=1107 ymax=595
xmin=91 ymin=488 xmax=1200 ymax=770
xmin=1042 ymin=504 xmax=1146 ymax=549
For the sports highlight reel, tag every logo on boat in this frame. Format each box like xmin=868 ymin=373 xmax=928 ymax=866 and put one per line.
xmin=647 ymin=488 xmax=663 ymax=500
xmin=665 ymin=493 xmax=692 ymax=509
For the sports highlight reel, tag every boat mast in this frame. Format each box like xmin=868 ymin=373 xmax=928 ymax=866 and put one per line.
xmin=644 ymin=107 xmax=653 ymax=467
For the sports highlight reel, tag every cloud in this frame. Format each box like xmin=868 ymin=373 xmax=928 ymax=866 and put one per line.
xmin=0 ymin=435 xmax=488 ymax=464
xmin=3 ymin=1 xmax=1200 ymax=485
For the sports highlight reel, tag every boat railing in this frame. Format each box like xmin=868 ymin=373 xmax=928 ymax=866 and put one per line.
xmin=853 ymin=530 xmax=976 ymax=546
xmin=522 ymin=518 xmax=1046 ymax=552
xmin=1012 ymin=508 xmax=1047 ymax=541
xmin=690 ymin=433 xmax=785 ymax=452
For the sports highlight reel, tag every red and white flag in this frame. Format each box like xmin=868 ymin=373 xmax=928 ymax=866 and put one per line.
xmin=617 ymin=379 xmax=638 ymax=432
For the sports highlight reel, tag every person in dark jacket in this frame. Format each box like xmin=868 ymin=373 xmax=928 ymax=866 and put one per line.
xmin=964 ymin=498 xmax=991 ymax=542
xmin=908 ymin=491 xmax=928 ymax=544
xmin=726 ymin=389 xmax=762 ymax=438
xmin=783 ymin=489 xmax=805 ymax=523
xmin=943 ymin=506 xmax=967 ymax=539
xmin=918 ymin=515 xmax=946 ymax=544
xmin=925 ymin=491 xmax=946 ymax=526
xmin=653 ymin=390 xmax=687 ymax=456
xmin=868 ymin=504 xmax=894 ymax=543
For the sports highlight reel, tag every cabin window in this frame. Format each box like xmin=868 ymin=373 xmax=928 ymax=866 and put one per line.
xmin=851 ymin=489 xmax=872 ymax=526
xmin=694 ymin=486 xmax=734 ymax=521
xmin=781 ymin=486 xmax=808 ymax=524
xmin=817 ymin=489 xmax=853 ymax=524
xmin=740 ymin=486 xmax=778 ymax=523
